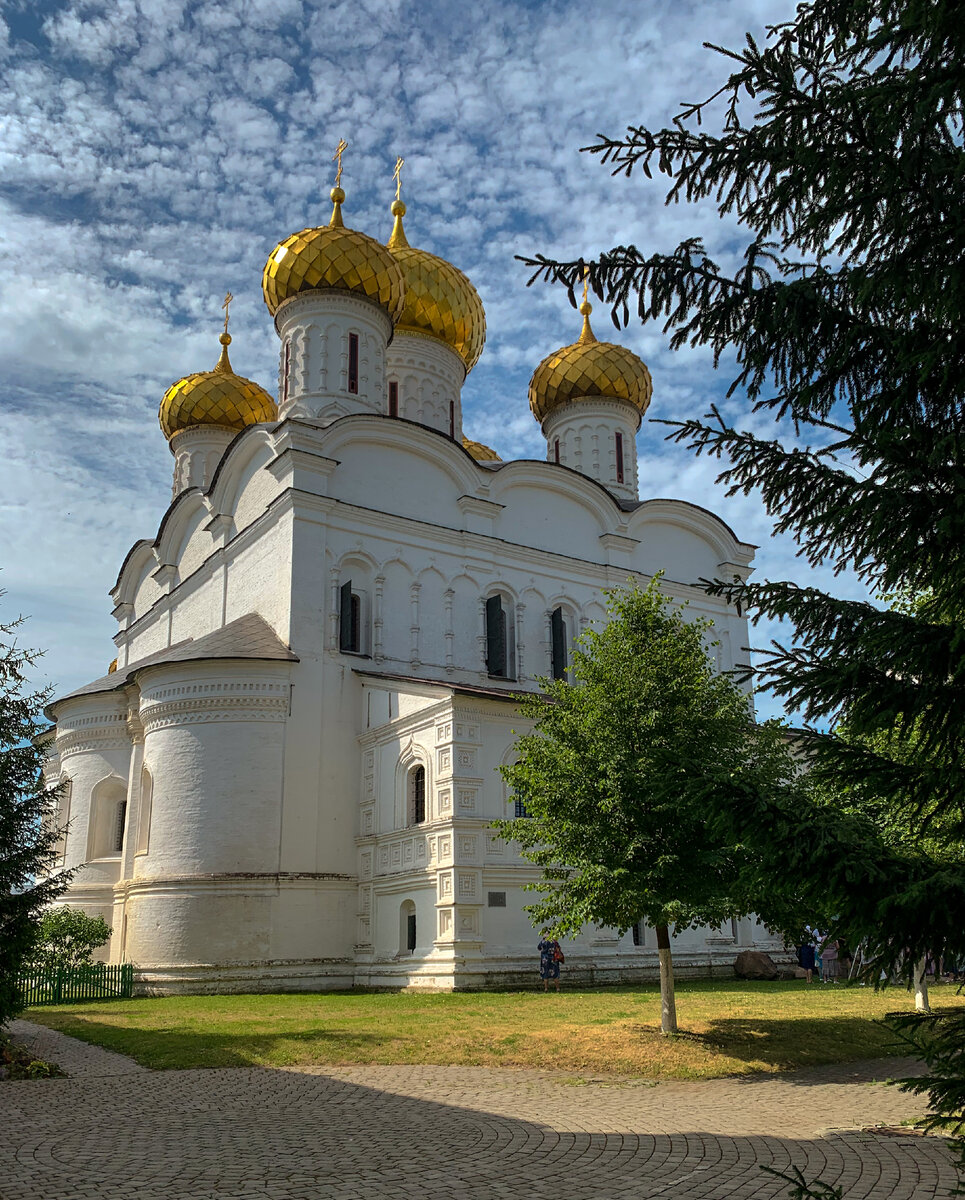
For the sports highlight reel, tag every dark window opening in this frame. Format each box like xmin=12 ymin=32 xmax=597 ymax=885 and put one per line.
xmin=406 ymin=912 xmax=417 ymax=952
xmin=615 ymin=431 xmax=625 ymax=484
xmin=486 ymin=594 xmax=507 ymax=678
xmin=488 ymin=891 xmax=507 ymax=908
xmin=388 ymin=380 xmax=398 ymax=417
xmin=632 ymin=922 xmax=643 ymax=947
xmin=514 ymin=797 xmax=530 ymax=818
xmin=339 ymin=579 xmax=361 ymax=653
xmin=554 ymin=438 xmax=560 ymax=464
xmin=282 ymin=339 xmax=291 ymax=404
xmin=113 ymin=801 xmax=127 ymax=854
xmin=551 ymin=606 xmax=567 ymax=680
xmin=449 ymin=400 xmax=455 ymax=439
xmin=348 ymin=333 xmax=359 ymax=394
xmin=410 ymin=765 xmax=426 ymax=825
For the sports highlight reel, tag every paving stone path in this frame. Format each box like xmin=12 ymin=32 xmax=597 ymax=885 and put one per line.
xmin=2 ymin=1019 xmax=959 ymax=1198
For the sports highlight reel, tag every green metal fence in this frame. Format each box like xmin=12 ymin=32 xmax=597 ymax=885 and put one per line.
xmin=17 ymin=963 xmax=134 ymax=1007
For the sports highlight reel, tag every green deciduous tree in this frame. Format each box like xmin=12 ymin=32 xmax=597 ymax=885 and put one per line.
xmin=30 ymin=907 xmax=111 ymax=971
xmin=497 ymin=580 xmax=799 ymax=1034
xmin=0 ymin=607 xmax=72 ymax=1027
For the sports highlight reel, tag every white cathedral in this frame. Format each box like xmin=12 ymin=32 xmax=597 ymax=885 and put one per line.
xmin=43 ymin=162 xmax=781 ymax=993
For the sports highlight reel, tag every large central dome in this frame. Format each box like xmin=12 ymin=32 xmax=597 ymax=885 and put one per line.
xmin=385 ymin=200 xmax=486 ymax=373
xmin=262 ymin=188 xmax=405 ymax=323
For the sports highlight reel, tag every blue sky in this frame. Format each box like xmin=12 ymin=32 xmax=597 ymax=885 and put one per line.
xmin=0 ymin=0 xmax=870 ymax=719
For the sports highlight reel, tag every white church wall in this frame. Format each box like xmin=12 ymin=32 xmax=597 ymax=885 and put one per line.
xmin=131 ymin=561 xmax=164 ymax=622
xmin=173 ymin=505 xmax=216 ymax=582
xmin=223 ymin=510 xmax=294 ymax=642
xmin=52 ymin=692 xmax=132 ymax=932
xmin=168 ymin=573 xmax=223 ymax=646
xmin=225 ymin=440 xmax=283 ymax=537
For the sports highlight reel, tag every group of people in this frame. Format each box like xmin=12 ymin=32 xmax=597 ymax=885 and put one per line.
xmin=795 ymin=931 xmax=851 ymax=983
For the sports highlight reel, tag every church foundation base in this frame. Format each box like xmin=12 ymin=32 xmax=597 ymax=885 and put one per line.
xmin=133 ymin=958 xmax=355 ymax=996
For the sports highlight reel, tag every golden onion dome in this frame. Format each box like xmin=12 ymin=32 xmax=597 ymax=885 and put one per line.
xmin=262 ymin=187 xmax=405 ymax=322
xmin=528 ymin=300 xmax=653 ymax=424
xmin=385 ymin=200 xmax=486 ymax=372
xmin=159 ymin=332 xmax=277 ymax=440
xmin=462 ymin=435 xmax=501 ymax=462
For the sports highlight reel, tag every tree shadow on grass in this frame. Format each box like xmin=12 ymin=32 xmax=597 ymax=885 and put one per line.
xmin=621 ymin=1015 xmax=912 ymax=1081
xmin=25 ymin=1016 xmax=408 ymax=1071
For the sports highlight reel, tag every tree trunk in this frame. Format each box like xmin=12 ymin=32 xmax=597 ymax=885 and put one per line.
xmin=655 ymin=924 xmax=678 ymax=1034
xmin=914 ymin=956 xmax=930 ymax=1012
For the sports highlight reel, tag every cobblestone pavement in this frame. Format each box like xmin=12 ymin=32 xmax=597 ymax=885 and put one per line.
xmin=2 ymin=1021 xmax=959 ymax=1199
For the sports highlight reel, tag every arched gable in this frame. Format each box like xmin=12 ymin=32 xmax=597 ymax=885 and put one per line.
xmin=157 ymin=494 xmax=213 ymax=580
xmin=628 ymin=499 xmax=755 ymax=584
xmin=486 ymin=461 xmax=620 ymax=557
xmin=318 ymin=414 xmax=483 ymax=513
xmin=208 ymin=427 xmax=279 ymax=532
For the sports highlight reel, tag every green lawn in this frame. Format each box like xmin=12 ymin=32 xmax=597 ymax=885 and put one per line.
xmin=25 ymin=979 xmax=963 ymax=1080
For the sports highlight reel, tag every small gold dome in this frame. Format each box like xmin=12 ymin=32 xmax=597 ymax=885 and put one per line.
xmin=263 ymin=188 xmax=405 ymax=322
xmin=386 ymin=201 xmax=486 ymax=373
xmin=159 ymin=333 xmax=277 ymax=440
xmin=528 ymin=301 xmax=653 ymax=423
xmin=462 ymin=435 xmax=501 ymax=462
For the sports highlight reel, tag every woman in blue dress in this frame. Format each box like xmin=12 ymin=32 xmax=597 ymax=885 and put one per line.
xmin=538 ymin=933 xmax=563 ymax=992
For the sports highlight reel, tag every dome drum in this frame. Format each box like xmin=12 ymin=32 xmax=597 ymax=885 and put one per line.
xmin=275 ymin=290 xmax=391 ymax=423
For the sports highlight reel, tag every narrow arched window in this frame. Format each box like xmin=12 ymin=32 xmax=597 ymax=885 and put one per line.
xmin=282 ymin=339 xmax=291 ymax=403
xmin=550 ymin=606 xmax=567 ymax=680
xmin=408 ymin=765 xmax=426 ymax=825
xmin=388 ymin=380 xmax=398 ymax=416
xmin=348 ymin=333 xmax=359 ymax=393
xmin=486 ymin=595 xmax=507 ymax=677
xmin=554 ymin=438 xmax=560 ymax=464
xmin=340 ymin=579 xmax=362 ymax=653
xmin=400 ymin=900 xmax=417 ymax=953
xmin=112 ymin=800 xmax=127 ymax=854
xmin=615 ymin=431 xmax=625 ymax=484
xmin=449 ymin=400 xmax=455 ymax=439
xmin=632 ymin=922 xmax=643 ymax=946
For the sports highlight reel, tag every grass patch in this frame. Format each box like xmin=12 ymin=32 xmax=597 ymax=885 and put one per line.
xmin=25 ymin=979 xmax=965 ymax=1080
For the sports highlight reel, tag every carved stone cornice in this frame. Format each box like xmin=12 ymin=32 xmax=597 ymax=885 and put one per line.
xmin=140 ymin=680 xmax=290 ymax=732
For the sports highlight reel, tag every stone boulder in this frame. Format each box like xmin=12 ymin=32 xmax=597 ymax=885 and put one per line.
xmin=734 ymin=950 xmax=779 ymax=980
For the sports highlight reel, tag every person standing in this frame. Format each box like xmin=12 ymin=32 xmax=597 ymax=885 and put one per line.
xmin=796 ymin=940 xmax=816 ymax=983
xmin=821 ymin=938 xmax=840 ymax=983
xmin=538 ymin=933 xmax=563 ymax=992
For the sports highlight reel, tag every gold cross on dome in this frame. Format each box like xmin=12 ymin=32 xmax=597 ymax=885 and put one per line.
xmin=222 ymin=291 xmax=233 ymax=335
xmin=393 ymin=156 xmax=405 ymax=201
xmin=582 ymin=265 xmax=590 ymax=305
xmin=332 ymin=137 xmax=348 ymax=188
